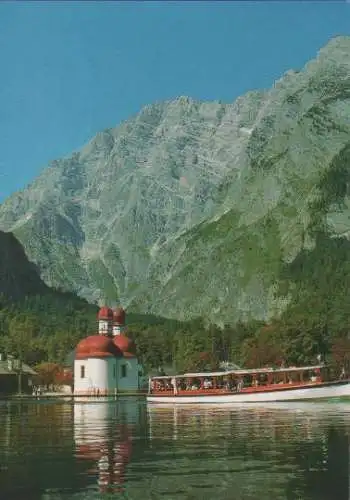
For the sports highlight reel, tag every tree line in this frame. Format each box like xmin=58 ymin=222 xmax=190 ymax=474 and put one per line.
xmin=0 ymin=286 xmax=349 ymax=381
xmin=2 ymin=228 xmax=350 ymax=377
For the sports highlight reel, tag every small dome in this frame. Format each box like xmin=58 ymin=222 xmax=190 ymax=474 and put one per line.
xmin=113 ymin=334 xmax=136 ymax=355
xmin=98 ymin=306 xmax=114 ymax=321
xmin=113 ymin=307 xmax=126 ymax=325
xmin=76 ymin=335 xmax=122 ymax=359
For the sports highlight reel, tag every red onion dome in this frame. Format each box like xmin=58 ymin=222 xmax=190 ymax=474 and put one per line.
xmin=113 ymin=307 xmax=126 ymax=325
xmin=98 ymin=306 xmax=114 ymax=321
xmin=76 ymin=335 xmax=122 ymax=359
xmin=113 ymin=334 xmax=136 ymax=356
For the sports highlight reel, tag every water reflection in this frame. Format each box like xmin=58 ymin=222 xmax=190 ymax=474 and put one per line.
xmin=0 ymin=400 xmax=75 ymax=499
xmin=1 ymin=399 xmax=350 ymax=499
xmin=73 ymin=399 xmax=137 ymax=495
xmin=145 ymin=402 xmax=350 ymax=500
xmin=0 ymin=398 xmax=145 ymax=500
xmin=148 ymin=402 xmax=350 ymax=444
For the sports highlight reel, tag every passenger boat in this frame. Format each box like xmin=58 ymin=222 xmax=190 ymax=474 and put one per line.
xmin=147 ymin=364 xmax=350 ymax=404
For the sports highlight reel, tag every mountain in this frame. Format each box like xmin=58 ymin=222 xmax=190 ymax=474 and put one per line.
xmin=0 ymin=36 xmax=350 ymax=326
xmin=0 ymin=230 xmax=49 ymax=300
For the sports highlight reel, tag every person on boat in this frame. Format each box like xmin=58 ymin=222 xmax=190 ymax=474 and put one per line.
xmin=179 ymin=380 xmax=186 ymax=390
xmin=170 ymin=377 xmax=178 ymax=395
xmin=224 ymin=380 xmax=234 ymax=391
xmin=216 ymin=379 xmax=224 ymax=389
xmin=203 ymin=378 xmax=212 ymax=389
xmin=236 ymin=378 xmax=244 ymax=392
xmin=156 ymin=380 xmax=165 ymax=391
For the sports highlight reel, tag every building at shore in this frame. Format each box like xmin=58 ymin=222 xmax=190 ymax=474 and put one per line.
xmin=0 ymin=355 xmax=37 ymax=395
xmin=74 ymin=307 xmax=139 ymax=395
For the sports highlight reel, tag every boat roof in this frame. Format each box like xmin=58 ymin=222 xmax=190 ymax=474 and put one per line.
xmin=150 ymin=364 xmax=325 ymax=380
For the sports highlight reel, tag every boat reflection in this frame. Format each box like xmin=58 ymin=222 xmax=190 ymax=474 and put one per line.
xmin=148 ymin=402 xmax=350 ymax=443
xmin=147 ymin=402 xmax=350 ymax=500
xmin=73 ymin=399 xmax=140 ymax=495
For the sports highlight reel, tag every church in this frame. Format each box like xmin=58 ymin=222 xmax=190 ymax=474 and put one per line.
xmin=74 ymin=306 xmax=139 ymax=395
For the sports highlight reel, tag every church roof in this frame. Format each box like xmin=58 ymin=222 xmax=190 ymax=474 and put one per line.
xmin=76 ymin=335 xmax=123 ymax=359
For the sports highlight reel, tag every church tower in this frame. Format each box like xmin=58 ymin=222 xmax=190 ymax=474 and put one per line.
xmin=98 ymin=307 xmax=114 ymax=336
xmin=112 ymin=308 xmax=126 ymax=336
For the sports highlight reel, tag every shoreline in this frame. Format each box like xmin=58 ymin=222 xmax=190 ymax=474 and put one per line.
xmin=1 ymin=391 xmax=147 ymax=401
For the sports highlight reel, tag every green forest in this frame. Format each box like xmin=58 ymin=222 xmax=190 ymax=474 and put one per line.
xmin=1 ymin=233 xmax=350 ymax=380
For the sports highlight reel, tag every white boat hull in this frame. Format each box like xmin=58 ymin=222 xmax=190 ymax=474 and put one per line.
xmin=147 ymin=381 xmax=350 ymax=404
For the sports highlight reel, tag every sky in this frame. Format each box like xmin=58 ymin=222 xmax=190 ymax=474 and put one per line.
xmin=0 ymin=1 xmax=350 ymax=201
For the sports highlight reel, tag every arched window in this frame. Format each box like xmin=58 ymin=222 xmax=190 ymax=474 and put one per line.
xmin=121 ymin=365 xmax=127 ymax=378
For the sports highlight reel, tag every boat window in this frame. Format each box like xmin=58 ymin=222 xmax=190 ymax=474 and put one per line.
xmin=165 ymin=378 xmax=172 ymax=390
xmin=273 ymin=373 xmax=285 ymax=384
xmin=190 ymin=378 xmax=200 ymax=390
xmin=179 ymin=379 xmax=186 ymax=390
xmin=321 ymin=367 xmax=329 ymax=381
xmin=243 ymin=375 xmax=253 ymax=387
xmin=258 ymin=374 xmax=268 ymax=386
xmin=203 ymin=378 xmax=213 ymax=389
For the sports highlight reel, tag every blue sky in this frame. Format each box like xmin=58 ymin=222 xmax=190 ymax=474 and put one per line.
xmin=0 ymin=1 xmax=350 ymax=201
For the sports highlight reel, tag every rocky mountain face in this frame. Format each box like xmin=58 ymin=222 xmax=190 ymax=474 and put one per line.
xmin=0 ymin=36 xmax=350 ymax=325
xmin=0 ymin=230 xmax=48 ymax=300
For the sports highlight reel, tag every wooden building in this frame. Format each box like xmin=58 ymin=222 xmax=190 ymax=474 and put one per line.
xmin=0 ymin=355 xmax=37 ymax=395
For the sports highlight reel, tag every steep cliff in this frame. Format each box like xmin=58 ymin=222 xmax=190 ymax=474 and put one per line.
xmin=0 ymin=36 xmax=350 ymax=324
xmin=0 ymin=230 xmax=48 ymax=299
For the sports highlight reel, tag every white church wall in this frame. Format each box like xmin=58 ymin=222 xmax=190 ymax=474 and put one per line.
xmin=116 ymin=357 xmax=139 ymax=392
xmin=74 ymin=358 xmax=116 ymax=395
xmin=74 ymin=359 xmax=91 ymax=394
xmin=107 ymin=356 xmax=118 ymax=394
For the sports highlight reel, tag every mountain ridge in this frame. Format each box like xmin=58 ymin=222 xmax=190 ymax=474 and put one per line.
xmin=1 ymin=36 xmax=350 ymax=325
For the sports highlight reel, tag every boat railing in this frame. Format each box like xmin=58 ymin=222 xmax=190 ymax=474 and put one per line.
xmin=147 ymin=369 xmax=330 ymax=396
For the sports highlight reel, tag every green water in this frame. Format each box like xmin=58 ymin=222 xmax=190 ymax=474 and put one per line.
xmin=0 ymin=398 xmax=349 ymax=500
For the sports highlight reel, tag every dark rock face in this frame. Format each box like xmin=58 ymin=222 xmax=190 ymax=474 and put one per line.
xmin=0 ymin=230 xmax=48 ymax=299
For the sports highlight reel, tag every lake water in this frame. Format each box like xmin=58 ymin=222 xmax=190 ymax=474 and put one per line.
xmin=0 ymin=397 xmax=349 ymax=500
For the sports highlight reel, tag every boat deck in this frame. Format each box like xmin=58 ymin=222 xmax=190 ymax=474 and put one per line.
xmin=149 ymin=379 xmax=345 ymax=398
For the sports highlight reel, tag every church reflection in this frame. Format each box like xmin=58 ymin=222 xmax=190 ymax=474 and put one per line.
xmin=73 ymin=398 xmax=141 ymax=495
xmin=2 ymin=399 xmax=350 ymax=499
